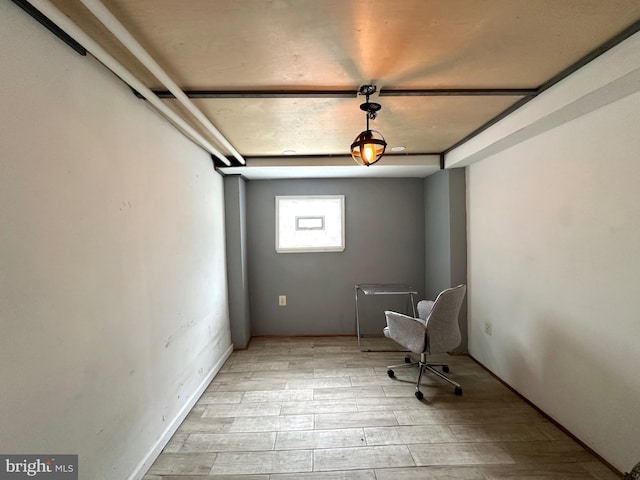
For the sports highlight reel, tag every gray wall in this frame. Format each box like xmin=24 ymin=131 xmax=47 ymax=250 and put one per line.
xmin=246 ymin=178 xmax=426 ymax=335
xmin=424 ymin=169 xmax=468 ymax=351
xmin=224 ymin=175 xmax=251 ymax=348
xmin=424 ymin=171 xmax=452 ymax=296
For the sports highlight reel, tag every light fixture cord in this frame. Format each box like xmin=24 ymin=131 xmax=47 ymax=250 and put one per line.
xmin=365 ymin=92 xmax=370 ymax=130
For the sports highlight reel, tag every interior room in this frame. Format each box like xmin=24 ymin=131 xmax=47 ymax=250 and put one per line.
xmin=1 ymin=1 xmax=639 ymax=479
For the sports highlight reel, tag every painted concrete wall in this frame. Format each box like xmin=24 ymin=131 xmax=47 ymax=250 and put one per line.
xmin=224 ymin=175 xmax=251 ymax=348
xmin=424 ymin=172 xmax=452 ymax=297
xmin=0 ymin=4 xmax=231 ymax=479
xmin=424 ymin=169 xmax=468 ymax=351
xmin=246 ymin=178 xmax=425 ymax=336
xmin=467 ymin=88 xmax=640 ymax=471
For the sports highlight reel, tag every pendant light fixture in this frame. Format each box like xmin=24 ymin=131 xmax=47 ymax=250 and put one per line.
xmin=350 ymin=85 xmax=387 ymax=166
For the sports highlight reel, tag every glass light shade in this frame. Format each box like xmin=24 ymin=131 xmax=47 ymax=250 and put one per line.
xmin=350 ymin=129 xmax=387 ymax=166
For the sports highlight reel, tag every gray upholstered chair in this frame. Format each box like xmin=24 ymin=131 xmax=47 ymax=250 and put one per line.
xmin=383 ymin=284 xmax=466 ymax=400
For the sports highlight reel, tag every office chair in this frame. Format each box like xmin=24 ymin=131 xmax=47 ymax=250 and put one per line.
xmin=383 ymin=284 xmax=466 ymax=400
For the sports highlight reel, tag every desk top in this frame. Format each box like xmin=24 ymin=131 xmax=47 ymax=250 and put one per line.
xmin=356 ymin=284 xmax=417 ymax=295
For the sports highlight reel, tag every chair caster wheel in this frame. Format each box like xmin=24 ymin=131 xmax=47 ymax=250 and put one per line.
xmin=415 ymin=390 xmax=424 ymax=400
xmin=454 ymin=386 xmax=463 ymax=396
xmin=442 ymin=365 xmax=449 ymax=373
xmin=387 ymin=369 xmax=395 ymax=378
xmin=404 ymin=356 xmax=411 ymax=363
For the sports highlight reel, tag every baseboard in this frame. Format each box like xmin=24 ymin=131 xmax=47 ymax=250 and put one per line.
xmin=127 ymin=342 xmax=234 ymax=480
xmin=469 ymin=354 xmax=622 ymax=477
xmin=250 ymin=334 xmax=356 ymax=338
xmin=447 ymin=351 xmax=470 ymax=356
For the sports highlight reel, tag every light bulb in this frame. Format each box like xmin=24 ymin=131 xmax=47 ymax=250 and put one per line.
xmin=363 ymin=144 xmax=375 ymax=164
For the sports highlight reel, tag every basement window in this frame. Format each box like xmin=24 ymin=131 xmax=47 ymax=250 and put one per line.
xmin=276 ymin=195 xmax=345 ymax=253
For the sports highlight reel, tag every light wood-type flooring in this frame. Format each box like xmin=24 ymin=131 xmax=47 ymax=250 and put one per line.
xmin=143 ymin=336 xmax=620 ymax=479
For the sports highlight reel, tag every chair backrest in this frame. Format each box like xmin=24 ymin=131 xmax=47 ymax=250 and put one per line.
xmin=417 ymin=300 xmax=434 ymax=320
xmin=425 ymin=284 xmax=466 ymax=354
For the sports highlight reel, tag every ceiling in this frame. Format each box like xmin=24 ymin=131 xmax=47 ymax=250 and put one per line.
xmin=35 ymin=0 xmax=640 ymax=178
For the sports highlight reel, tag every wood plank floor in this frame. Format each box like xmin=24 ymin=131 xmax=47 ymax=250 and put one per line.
xmin=143 ymin=336 xmax=620 ymax=479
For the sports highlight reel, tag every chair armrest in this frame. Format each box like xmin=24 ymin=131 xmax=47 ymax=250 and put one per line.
xmin=384 ymin=311 xmax=427 ymax=353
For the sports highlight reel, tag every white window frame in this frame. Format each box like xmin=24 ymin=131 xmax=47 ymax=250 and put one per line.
xmin=275 ymin=195 xmax=345 ymax=253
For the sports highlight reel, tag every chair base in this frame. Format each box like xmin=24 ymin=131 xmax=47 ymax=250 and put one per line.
xmin=387 ymin=353 xmax=462 ymax=399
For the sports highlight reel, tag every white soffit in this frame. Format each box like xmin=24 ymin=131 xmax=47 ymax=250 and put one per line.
xmin=445 ymin=31 xmax=640 ymax=169
xmin=218 ymin=155 xmax=441 ymax=180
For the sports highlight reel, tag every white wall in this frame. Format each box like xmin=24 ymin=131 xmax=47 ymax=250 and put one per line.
xmin=466 ymin=79 xmax=640 ymax=470
xmin=0 ymin=3 xmax=231 ymax=479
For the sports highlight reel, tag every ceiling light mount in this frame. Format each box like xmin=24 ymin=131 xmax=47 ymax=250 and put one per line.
xmin=360 ymin=100 xmax=382 ymax=119
xmin=358 ymin=84 xmax=381 ymax=120
xmin=350 ymin=85 xmax=387 ymax=166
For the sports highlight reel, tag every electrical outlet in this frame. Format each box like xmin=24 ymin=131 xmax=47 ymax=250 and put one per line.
xmin=278 ymin=295 xmax=287 ymax=306
xmin=484 ymin=321 xmax=492 ymax=336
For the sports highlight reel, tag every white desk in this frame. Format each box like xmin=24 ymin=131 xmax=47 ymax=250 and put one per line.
xmin=354 ymin=283 xmax=418 ymax=348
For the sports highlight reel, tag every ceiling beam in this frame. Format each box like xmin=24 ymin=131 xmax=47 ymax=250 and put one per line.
xmin=145 ymin=90 xmax=358 ymax=99
xmin=380 ymin=88 xmax=537 ymax=97
xmin=239 ymin=152 xmax=443 ymax=159
xmin=142 ymin=88 xmax=538 ymax=100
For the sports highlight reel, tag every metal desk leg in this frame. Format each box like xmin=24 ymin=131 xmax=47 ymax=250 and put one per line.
xmin=410 ymin=293 xmax=416 ymax=317
xmin=355 ymin=285 xmax=361 ymax=347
